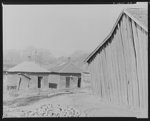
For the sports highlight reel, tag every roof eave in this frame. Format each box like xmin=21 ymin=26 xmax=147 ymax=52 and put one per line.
xmin=6 ymin=71 xmax=50 ymax=74
xmin=84 ymin=9 xmax=124 ymax=63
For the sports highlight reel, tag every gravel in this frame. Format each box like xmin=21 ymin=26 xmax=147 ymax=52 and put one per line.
xmin=3 ymin=103 xmax=86 ymax=118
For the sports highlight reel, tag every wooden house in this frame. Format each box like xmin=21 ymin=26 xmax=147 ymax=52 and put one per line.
xmin=84 ymin=8 xmax=148 ymax=118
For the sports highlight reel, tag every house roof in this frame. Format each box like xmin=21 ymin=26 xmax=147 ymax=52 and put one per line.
xmin=3 ymin=64 xmax=16 ymax=71
xmin=84 ymin=8 xmax=148 ymax=63
xmin=50 ymin=61 xmax=83 ymax=74
xmin=7 ymin=61 xmax=49 ymax=73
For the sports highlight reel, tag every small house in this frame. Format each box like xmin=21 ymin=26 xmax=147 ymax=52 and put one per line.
xmin=48 ymin=61 xmax=83 ymax=90
xmin=5 ymin=61 xmax=50 ymax=91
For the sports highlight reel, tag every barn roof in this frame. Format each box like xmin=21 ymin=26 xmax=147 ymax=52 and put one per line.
xmin=84 ymin=8 xmax=148 ymax=63
xmin=50 ymin=62 xmax=83 ymax=74
xmin=7 ymin=61 xmax=49 ymax=73
xmin=124 ymin=8 xmax=148 ymax=31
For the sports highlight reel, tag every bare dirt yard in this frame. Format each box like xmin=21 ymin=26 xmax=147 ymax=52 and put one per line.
xmin=3 ymin=88 xmax=141 ymax=118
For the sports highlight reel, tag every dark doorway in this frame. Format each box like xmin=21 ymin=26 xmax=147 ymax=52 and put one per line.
xmin=38 ymin=77 xmax=42 ymax=88
xmin=78 ymin=77 xmax=81 ymax=88
xmin=66 ymin=77 xmax=70 ymax=88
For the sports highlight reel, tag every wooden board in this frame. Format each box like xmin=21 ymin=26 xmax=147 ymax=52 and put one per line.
xmin=101 ymin=50 xmax=108 ymax=101
xmin=125 ymin=16 xmax=140 ymax=109
xmin=131 ymin=20 xmax=144 ymax=110
xmin=106 ymin=42 xmax=115 ymax=103
xmin=121 ymin=15 xmax=132 ymax=106
xmin=110 ymin=36 xmax=120 ymax=104
xmin=136 ymin=25 xmax=147 ymax=110
xmin=117 ymin=22 xmax=128 ymax=106
xmin=99 ymin=52 xmax=106 ymax=99
xmin=119 ymin=16 xmax=129 ymax=106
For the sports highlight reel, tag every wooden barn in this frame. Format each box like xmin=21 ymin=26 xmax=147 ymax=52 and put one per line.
xmin=48 ymin=61 xmax=83 ymax=90
xmin=5 ymin=61 xmax=50 ymax=91
xmin=84 ymin=8 xmax=148 ymax=118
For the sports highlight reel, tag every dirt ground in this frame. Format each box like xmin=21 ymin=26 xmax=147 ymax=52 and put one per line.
xmin=3 ymin=88 xmax=142 ymax=118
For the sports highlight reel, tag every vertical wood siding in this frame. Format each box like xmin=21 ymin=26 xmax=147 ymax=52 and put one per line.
xmin=88 ymin=14 xmax=148 ymax=117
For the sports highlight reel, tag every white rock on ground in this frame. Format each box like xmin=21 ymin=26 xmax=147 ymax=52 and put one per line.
xmin=3 ymin=103 xmax=84 ymax=117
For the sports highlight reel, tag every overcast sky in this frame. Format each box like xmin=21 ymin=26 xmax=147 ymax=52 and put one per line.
xmin=3 ymin=2 xmax=147 ymax=57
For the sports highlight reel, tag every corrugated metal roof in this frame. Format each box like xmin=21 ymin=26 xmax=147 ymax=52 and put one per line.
xmin=7 ymin=61 xmax=49 ymax=73
xmin=50 ymin=62 xmax=82 ymax=73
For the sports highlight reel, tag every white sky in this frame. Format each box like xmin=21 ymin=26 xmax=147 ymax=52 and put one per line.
xmin=3 ymin=2 xmax=147 ymax=57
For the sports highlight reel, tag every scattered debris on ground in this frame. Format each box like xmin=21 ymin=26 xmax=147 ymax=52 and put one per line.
xmin=3 ymin=87 xmax=139 ymax=118
xmin=3 ymin=103 xmax=86 ymax=117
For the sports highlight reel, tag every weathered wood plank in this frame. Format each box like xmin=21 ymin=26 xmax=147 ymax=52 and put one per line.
xmin=115 ymin=24 xmax=126 ymax=105
xmin=101 ymin=49 xmax=109 ymax=101
xmin=119 ymin=15 xmax=129 ymax=106
xmin=97 ymin=53 xmax=102 ymax=97
xmin=99 ymin=52 xmax=106 ymax=99
xmin=125 ymin=15 xmax=137 ymax=108
xmin=140 ymin=29 xmax=148 ymax=112
xmin=92 ymin=58 xmax=97 ymax=95
xmin=95 ymin=58 xmax=99 ymax=95
xmin=89 ymin=62 xmax=95 ymax=95
xmin=111 ymin=35 xmax=121 ymax=104
xmin=106 ymin=42 xmax=115 ymax=103
xmin=141 ymin=30 xmax=148 ymax=116
xmin=136 ymin=25 xmax=147 ymax=110
xmin=105 ymin=45 xmax=112 ymax=102
xmin=125 ymin=16 xmax=140 ymax=110
xmin=117 ymin=22 xmax=128 ymax=106
xmin=114 ymin=32 xmax=123 ymax=104
xmin=118 ymin=23 xmax=128 ymax=105
xmin=104 ymin=47 xmax=112 ymax=102
xmin=93 ymin=56 xmax=97 ymax=95
xmin=109 ymin=42 xmax=118 ymax=103
xmin=131 ymin=21 xmax=144 ymax=110
xmin=98 ymin=53 xmax=105 ymax=98
xmin=121 ymin=15 xmax=133 ymax=107
xmin=110 ymin=38 xmax=118 ymax=104
xmin=95 ymin=54 xmax=101 ymax=96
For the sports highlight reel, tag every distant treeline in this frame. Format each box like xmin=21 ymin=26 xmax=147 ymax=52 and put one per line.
xmin=3 ymin=46 xmax=89 ymax=71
